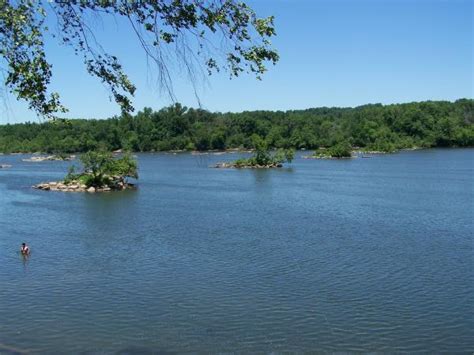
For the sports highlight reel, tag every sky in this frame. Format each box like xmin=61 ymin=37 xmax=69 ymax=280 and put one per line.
xmin=1 ymin=0 xmax=472 ymax=123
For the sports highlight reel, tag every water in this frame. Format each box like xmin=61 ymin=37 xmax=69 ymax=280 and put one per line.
xmin=0 ymin=149 xmax=473 ymax=353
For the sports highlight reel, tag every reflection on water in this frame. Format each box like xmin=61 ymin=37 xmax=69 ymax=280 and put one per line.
xmin=21 ymin=253 xmax=29 ymax=266
xmin=0 ymin=149 xmax=473 ymax=353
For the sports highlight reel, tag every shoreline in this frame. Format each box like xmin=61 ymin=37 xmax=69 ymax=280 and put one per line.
xmin=1 ymin=146 xmax=472 ymax=157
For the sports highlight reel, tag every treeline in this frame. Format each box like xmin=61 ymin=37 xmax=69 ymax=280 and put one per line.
xmin=0 ymin=99 xmax=472 ymax=153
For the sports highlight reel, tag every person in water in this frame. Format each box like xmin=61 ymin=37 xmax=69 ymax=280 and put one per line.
xmin=20 ymin=243 xmax=30 ymax=255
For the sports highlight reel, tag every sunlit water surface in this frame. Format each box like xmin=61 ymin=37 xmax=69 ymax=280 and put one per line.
xmin=0 ymin=149 xmax=473 ymax=353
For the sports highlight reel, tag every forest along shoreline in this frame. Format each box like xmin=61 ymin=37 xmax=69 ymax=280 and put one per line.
xmin=0 ymin=100 xmax=472 ymax=154
xmin=0 ymin=146 xmax=427 ymax=157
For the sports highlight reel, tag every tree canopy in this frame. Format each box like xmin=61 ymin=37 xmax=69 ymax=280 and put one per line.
xmin=1 ymin=99 xmax=472 ymax=154
xmin=0 ymin=0 xmax=278 ymax=117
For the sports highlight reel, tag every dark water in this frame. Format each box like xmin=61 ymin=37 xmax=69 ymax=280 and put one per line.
xmin=0 ymin=149 xmax=473 ymax=353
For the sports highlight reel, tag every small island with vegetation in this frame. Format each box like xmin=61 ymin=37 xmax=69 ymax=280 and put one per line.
xmin=308 ymin=142 xmax=354 ymax=159
xmin=306 ymin=139 xmax=408 ymax=159
xmin=34 ymin=151 xmax=138 ymax=193
xmin=214 ymin=135 xmax=295 ymax=168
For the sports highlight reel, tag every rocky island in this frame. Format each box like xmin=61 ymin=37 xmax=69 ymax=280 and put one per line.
xmin=33 ymin=151 xmax=137 ymax=193
xmin=214 ymin=136 xmax=294 ymax=169
xmin=303 ymin=142 xmax=355 ymax=159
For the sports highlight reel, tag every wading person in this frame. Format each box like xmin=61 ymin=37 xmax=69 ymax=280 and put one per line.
xmin=20 ymin=243 xmax=30 ymax=256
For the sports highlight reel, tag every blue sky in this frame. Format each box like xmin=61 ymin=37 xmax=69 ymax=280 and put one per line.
xmin=1 ymin=0 xmax=472 ymax=123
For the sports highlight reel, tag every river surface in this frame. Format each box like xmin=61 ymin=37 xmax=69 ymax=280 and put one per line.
xmin=0 ymin=149 xmax=473 ymax=353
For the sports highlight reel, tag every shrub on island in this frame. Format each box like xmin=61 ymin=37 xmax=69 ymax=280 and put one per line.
xmin=215 ymin=135 xmax=295 ymax=168
xmin=312 ymin=142 xmax=353 ymax=159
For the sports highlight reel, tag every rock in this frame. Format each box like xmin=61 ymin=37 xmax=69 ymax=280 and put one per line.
xmin=36 ymin=184 xmax=50 ymax=191
xmin=87 ymin=187 xmax=96 ymax=193
xmin=214 ymin=162 xmax=234 ymax=168
xmin=22 ymin=154 xmax=75 ymax=162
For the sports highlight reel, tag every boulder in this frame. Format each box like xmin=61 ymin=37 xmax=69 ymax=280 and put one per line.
xmin=87 ymin=187 xmax=96 ymax=193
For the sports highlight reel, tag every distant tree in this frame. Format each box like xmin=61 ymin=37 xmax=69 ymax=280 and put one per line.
xmin=251 ymin=134 xmax=272 ymax=165
xmin=274 ymin=147 xmax=294 ymax=163
xmin=80 ymin=150 xmax=116 ymax=186
xmin=0 ymin=0 xmax=279 ymax=117
xmin=210 ymin=130 xmax=226 ymax=150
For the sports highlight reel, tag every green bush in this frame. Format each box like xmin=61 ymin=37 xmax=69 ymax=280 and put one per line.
xmin=231 ymin=137 xmax=295 ymax=167
xmin=366 ymin=139 xmax=396 ymax=153
xmin=314 ymin=142 xmax=352 ymax=158
xmin=274 ymin=148 xmax=295 ymax=163
xmin=64 ymin=165 xmax=79 ymax=184
xmin=326 ymin=142 xmax=352 ymax=158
